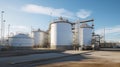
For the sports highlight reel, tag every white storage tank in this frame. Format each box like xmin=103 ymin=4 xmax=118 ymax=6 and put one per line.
xmin=50 ymin=17 xmax=73 ymax=49
xmin=33 ymin=29 xmax=48 ymax=47
xmin=9 ymin=33 xmax=33 ymax=47
xmin=79 ymin=23 xmax=92 ymax=49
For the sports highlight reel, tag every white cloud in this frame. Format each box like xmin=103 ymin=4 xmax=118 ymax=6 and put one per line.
xmin=95 ymin=25 xmax=120 ymax=35
xmin=22 ymin=4 xmax=74 ymax=18
xmin=22 ymin=4 xmax=92 ymax=19
xmin=4 ymin=25 xmax=30 ymax=38
xmin=95 ymin=25 xmax=120 ymax=42
xmin=76 ymin=9 xmax=92 ymax=19
xmin=10 ymin=25 xmax=30 ymax=34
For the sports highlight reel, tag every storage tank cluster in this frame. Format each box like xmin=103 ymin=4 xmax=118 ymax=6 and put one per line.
xmin=8 ymin=17 xmax=94 ymax=50
xmin=8 ymin=29 xmax=49 ymax=48
xmin=49 ymin=17 xmax=94 ymax=50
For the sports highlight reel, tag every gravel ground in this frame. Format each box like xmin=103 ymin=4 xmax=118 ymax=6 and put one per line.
xmin=39 ymin=62 xmax=120 ymax=67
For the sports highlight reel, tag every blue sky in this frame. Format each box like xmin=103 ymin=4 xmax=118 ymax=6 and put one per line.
xmin=0 ymin=0 xmax=120 ymax=42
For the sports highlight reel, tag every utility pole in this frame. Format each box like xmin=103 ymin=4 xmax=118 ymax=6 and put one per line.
xmin=103 ymin=27 xmax=112 ymax=45
xmin=104 ymin=27 xmax=105 ymax=45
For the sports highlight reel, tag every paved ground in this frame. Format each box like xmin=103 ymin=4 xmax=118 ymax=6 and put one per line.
xmin=38 ymin=51 xmax=120 ymax=67
xmin=0 ymin=53 xmax=67 ymax=64
xmin=0 ymin=50 xmax=89 ymax=67
xmin=0 ymin=48 xmax=63 ymax=57
xmin=82 ymin=51 xmax=120 ymax=62
xmin=0 ymin=50 xmax=120 ymax=67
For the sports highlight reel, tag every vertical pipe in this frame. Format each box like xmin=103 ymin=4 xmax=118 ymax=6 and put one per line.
xmin=99 ymin=35 xmax=100 ymax=47
xmin=8 ymin=24 xmax=10 ymax=38
xmin=31 ymin=26 xmax=33 ymax=37
xmin=77 ymin=21 xmax=79 ymax=49
xmin=75 ymin=21 xmax=79 ymax=45
xmin=8 ymin=24 xmax=10 ymax=46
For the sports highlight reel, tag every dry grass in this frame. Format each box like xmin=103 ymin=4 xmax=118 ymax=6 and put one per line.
xmin=38 ymin=62 xmax=120 ymax=67
xmin=37 ymin=58 xmax=120 ymax=67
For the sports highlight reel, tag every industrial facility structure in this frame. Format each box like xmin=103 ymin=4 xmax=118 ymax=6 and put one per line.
xmin=1 ymin=17 xmax=103 ymax=50
xmin=48 ymin=17 xmax=95 ymax=50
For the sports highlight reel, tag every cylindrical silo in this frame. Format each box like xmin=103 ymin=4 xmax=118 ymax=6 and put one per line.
xmin=9 ymin=33 xmax=33 ymax=47
xmin=50 ymin=17 xmax=73 ymax=49
xmin=33 ymin=29 xmax=48 ymax=47
xmin=79 ymin=23 xmax=92 ymax=50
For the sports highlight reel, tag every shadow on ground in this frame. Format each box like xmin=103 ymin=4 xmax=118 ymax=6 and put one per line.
xmin=0 ymin=48 xmax=65 ymax=57
xmin=10 ymin=51 xmax=93 ymax=67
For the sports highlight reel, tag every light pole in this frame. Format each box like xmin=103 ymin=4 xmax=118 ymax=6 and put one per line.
xmin=1 ymin=11 xmax=5 ymax=45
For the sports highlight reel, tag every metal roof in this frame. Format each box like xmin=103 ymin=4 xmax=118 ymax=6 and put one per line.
xmin=80 ymin=23 xmax=92 ymax=28
xmin=11 ymin=34 xmax=31 ymax=38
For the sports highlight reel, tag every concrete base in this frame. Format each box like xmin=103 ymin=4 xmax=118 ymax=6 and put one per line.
xmin=80 ymin=46 xmax=93 ymax=50
xmin=50 ymin=45 xmax=73 ymax=50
